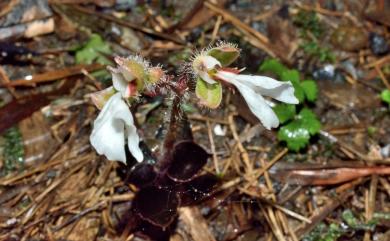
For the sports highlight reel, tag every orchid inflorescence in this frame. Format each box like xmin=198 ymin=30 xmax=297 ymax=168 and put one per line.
xmin=88 ymin=42 xmax=299 ymax=233
xmin=89 ymin=42 xmax=298 ymax=166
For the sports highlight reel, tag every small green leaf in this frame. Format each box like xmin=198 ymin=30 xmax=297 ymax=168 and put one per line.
xmin=278 ymin=121 xmax=310 ymax=151
xmin=322 ymin=223 xmax=342 ymax=241
xmin=292 ymin=82 xmax=305 ymax=103
xmin=280 ymin=70 xmax=305 ymax=102
xmin=281 ymin=69 xmax=300 ymax=83
xmin=304 ymin=222 xmax=343 ymax=241
xmin=381 ymin=89 xmax=390 ymax=105
xmin=297 ymin=108 xmax=321 ymax=135
xmin=342 ymin=209 xmax=377 ymax=231
xmin=195 ymin=78 xmax=222 ymax=109
xmin=277 ymin=108 xmax=321 ymax=151
xmin=258 ymin=59 xmax=287 ymax=76
xmin=367 ymin=126 xmax=377 ymax=136
xmin=301 ymin=80 xmax=318 ymax=102
xmin=75 ymin=34 xmax=112 ymax=65
xmin=273 ymin=104 xmax=296 ymax=124
xmin=342 ymin=210 xmax=359 ymax=228
xmin=373 ymin=212 xmax=390 ymax=220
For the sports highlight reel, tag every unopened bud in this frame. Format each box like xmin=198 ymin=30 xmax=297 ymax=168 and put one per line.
xmin=148 ymin=67 xmax=165 ymax=83
xmin=90 ymin=87 xmax=115 ymax=110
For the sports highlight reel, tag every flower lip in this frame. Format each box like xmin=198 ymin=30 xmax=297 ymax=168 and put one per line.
xmin=90 ymin=92 xmax=143 ymax=164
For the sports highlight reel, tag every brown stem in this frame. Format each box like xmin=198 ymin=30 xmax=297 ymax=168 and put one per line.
xmin=162 ymin=94 xmax=182 ymax=154
xmin=154 ymin=94 xmax=182 ymax=171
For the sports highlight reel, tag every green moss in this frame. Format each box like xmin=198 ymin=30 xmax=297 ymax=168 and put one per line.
xmin=1 ymin=126 xmax=24 ymax=175
xmin=293 ymin=10 xmax=335 ymax=63
xmin=303 ymin=223 xmax=342 ymax=241
xmin=300 ymin=41 xmax=335 ymax=63
xmin=293 ymin=10 xmax=323 ymax=38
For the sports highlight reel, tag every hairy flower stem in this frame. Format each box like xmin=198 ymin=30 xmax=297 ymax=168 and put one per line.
xmin=157 ymin=76 xmax=192 ymax=170
xmin=156 ymin=95 xmax=181 ymax=171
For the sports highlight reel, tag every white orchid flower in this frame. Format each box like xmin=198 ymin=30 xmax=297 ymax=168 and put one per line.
xmin=90 ymin=92 xmax=143 ymax=163
xmin=90 ymin=56 xmax=166 ymax=164
xmin=193 ymin=55 xmax=299 ymax=129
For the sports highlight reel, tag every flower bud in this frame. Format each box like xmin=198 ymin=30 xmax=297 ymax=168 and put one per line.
xmin=114 ymin=56 xmax=148 ymax=82
xmin=148 ymin=67 xmax=165 ymax=83
xmin=90 ymin=87 xmax=115 ymax=110
xmin=109 ymin=56 xmax=152 ymax=98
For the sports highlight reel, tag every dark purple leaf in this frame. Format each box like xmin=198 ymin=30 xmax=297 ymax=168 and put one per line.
xmin=167 ymin=141 xmax=209 ymax=182
xmin=127 ymin=164 xmax=157 ymax=188
xmin=133 ymin=186 xmax=179 ymax=228
xmin=179 ymin=174 xmax=219 ymax=206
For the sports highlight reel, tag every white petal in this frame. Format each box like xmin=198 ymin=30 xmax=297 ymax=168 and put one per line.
xmin=199 ymin=71 xmax=217 ymax=84
xmin=228 ymin=76 xmax=280 ymax=129
xmin=126 ymin=122 xmax=143 ymax=162
xmin=120 ymin=66 xmax=136 ymax=83
xmin=193 ymin=55 xmax=221 ymax=84
xmin=90 ymin=93 xmax=143 ymax=163
xmin=217 ymin=71 xmax=299 ymax=104
xmin=202 ymin=55 xmax=221 ymax=70
xmin=111 ymin=72 xmax=129 ymax=98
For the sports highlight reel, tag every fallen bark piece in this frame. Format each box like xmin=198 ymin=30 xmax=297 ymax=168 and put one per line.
xmin=0 ymin=18 xmax=54 ymax=40
xmin=0 ymin=80 xmax=74 ymax=135
xmin=0 ymin=0 xmax=52 ymax=27
xmin=0 ymin=0 xmax=54 ymax=40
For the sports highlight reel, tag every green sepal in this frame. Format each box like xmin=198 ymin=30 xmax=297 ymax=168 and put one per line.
xmin=195 ymin=78 xmax=223 ymax=109
xmin=207 ymin=46 xmax=240 ymax=67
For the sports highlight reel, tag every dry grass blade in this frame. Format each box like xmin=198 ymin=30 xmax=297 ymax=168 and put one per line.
xmin=228 ymin=114 xmax=252 ymax=174
xmin=206 ymin=120 xmax=220 ymax=173
xmin=204 ymin=1 xmax=291 ymax=64
xmin=70 ymin=5 xmax=185 ymax=45
xmin=375 ymin=64 xmax=390 ymax=90
xmin=295 ymin=178 xmax=365 ymax=238
xmin=364 ymin=175 xmax=378 ymax=241
xmin=177 ymin=207 xmax=216 ymax=241
xmin=0 ymin=64 xmax=103 ymax=87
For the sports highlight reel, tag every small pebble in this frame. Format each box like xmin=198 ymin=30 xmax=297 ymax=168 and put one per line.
xmin=313 ymin=64 xmax=335 ymax=80
xmin=369 ymin=32 xmax=389 ymax=56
